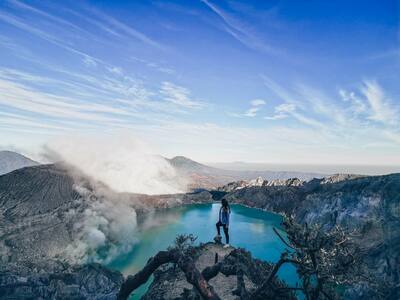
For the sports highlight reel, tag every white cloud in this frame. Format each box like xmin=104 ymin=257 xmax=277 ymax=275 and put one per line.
xmin=7 ymin=0 xmax=91 ymax=36
xmin=251 ymin=99 xmax=266 ymax=106
xmin=0 ymin=10 xmax=102 ymax=63
xmin=232 ymin=98 xmax=266 ymax=117
xmin=339 ymin=89 xmax=366 ymax=114
xmin=267 ymin=102 xmax=325 ymax=128
xmin=83 ymin=56 xmax=97 ymax=67
xmin=361 ymin=80 xmax=398 ymax=125
xmin=244 ymin=107 xmax=259 ymax=117
xmin=107 ymin=66 xmax=123 ymax=75
xmin=275 ymin=103 xmax=296 ymax=113
xmin=265 ymin=103 xmax=292 ymax=120
xmin=160 ymin=82 xmax=205 ymax=109
xmin=264 ymin=113 xmax=287 ymax=120
xmin=83 ymin=5 xmax=164 ymax=49
xmin=200 ymin=0 xmax=277 ymax=54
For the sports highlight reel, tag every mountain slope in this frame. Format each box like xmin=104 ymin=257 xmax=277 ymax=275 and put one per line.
xmin=0 ymin=150 xmax=39 ymax=175
xmin=168 ymin=156 xmax=324 ymax=189
xmin=0 ymin=164 xmax=83 ymax=263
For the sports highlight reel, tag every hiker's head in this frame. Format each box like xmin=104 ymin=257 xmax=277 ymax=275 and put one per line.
xmin=221 ymin=199 xmax=229 ymax=208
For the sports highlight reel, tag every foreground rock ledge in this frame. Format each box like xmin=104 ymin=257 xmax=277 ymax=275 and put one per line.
xmin=134 ymin=242 xmax=295 ymax=300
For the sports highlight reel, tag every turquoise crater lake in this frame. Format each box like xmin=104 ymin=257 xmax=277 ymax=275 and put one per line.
xmin=107 ymin=203 xmax=297 ymax=299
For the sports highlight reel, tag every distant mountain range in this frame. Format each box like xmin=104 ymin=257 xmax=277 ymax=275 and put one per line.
xmin=0 ymin=151 xmax=324 ymax=190
xmin=167 ymin=156 xmax=324 ymax=189
xmin=0 ymin=151 xmax=39 ymax=175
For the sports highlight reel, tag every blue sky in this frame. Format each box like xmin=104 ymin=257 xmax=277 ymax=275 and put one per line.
xmin=0 ymin=0 xmax=399 ymax=166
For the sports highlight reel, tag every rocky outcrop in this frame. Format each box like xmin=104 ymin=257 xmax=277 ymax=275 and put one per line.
xmin=142 ymin=243 xmax=295 ymax=300
xmin=0 ymin=260 xmax=123 ymax=299
xmin=221 ymin=173 xmax=400 ymax=294
xmin=218 ymin=177 xmax=305 ymax=193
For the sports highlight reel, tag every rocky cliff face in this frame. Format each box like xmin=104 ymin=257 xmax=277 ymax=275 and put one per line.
xmin=0 ymin=164 xmax=84 ymax=263
xmin=221 ymin=173 xmax=400 ymax=293
xmin=0 ymin=260 xmax=123 ymax=299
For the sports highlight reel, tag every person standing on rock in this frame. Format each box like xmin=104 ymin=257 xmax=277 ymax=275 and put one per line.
xmin=216 ymin=198 xmax=231 ymax=248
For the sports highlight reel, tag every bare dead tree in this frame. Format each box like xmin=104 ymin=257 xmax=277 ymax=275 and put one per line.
xmin=251 ymin=215 xmax=387 ymax=300
xmin=118 ymin=234 xmax=220 ymax=300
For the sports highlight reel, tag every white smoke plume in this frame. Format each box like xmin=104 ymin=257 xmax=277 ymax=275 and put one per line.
xmin=64 ymin=185 xmax=139 ymax=264
xmin=42 ymin=133 xmax=187 ymax=264
xmin=44 ymin=133 xmax=187 ymax=195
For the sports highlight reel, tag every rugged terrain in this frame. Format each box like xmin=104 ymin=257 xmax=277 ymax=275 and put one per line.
xmin=0 ymin=164 xmax=125 ymax=299
xmin=0 ymin=160 xmax=399 ymax=298
xmin=0 ymin=150 xmax=39 ymax=175
xmin=221 ymin=174 xmax=400 ymax=292
xmin=141 ymin=243 xmax=295 ymax=300
xmin=0 ymin=260 xmax=123 ymax=299
xmin=0 ymin=163 xmax=215 ymax=299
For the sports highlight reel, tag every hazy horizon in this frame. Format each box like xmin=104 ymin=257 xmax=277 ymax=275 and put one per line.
xmin=2 ymin=146 xmax=399 ymax=177
xmin=208 ymin=161 xmax=400 ymax=176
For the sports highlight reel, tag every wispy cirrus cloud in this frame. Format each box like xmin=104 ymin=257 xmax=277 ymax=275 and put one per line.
xmin=0 ymin=65 xmax=207 ymax=137
xmin=361 ymin=80 xmax=398 ymax=125
xmin=0 ymin=10 xmax=102 ymax=64
xmin=244 ymin=99 xmax=266 ymax=117
xmin=201 ymin=0 xmax=278 ymax=54
xmin=0 ymin=0 xmax=164 ymax=64
xmin=6 ymin=0 xmax=91 ymax=36
xmin=263 ymin=78 xmax=326 ymax=129
xmin=131 ymin=56 xmax=175 ymax=74
xmin=81 ymin=5 xmax=164 ymax=50
xmin=262 ymin=76 xmax=400 ymax=145
xmin=82 ymin=55 xmax=97 ymax=67
xmin=160 ymin=82 xmax=206 ymax=109
xmin=244 ymin=107 xmax=259 ymax=117
xmin=251 ymin=99 xmax=266 ymax=106
xmin=228 ymin=98 xmax=266 ymax=117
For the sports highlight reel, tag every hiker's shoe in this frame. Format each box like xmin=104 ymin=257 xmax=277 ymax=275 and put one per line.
xmin=223 ymin=244 xmax=230 ymax=248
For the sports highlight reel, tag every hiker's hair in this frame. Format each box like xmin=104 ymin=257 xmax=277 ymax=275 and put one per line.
xmin=221 ymin=199 xmax=230 ymax=211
